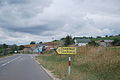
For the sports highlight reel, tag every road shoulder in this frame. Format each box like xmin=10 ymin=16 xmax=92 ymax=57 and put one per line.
xmin=34 ymin=56 xmax=61 ymax=80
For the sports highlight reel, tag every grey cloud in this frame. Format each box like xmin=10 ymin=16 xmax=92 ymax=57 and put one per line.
xmin=0 ymin=0 xmax=120 ymax=44
xmin=0 ymin=0 xmax=53 ymax=26
xmin=0 ymin=0 xmax=28 ymax=4
xmin=4 ymin=25 xmax=52 ymax=35
xmin=73 ymin=0 xmax=120 ymax=15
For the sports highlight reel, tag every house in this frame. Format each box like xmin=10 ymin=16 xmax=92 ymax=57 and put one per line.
xmin=43 ymin=42 xmax=61 ymax=50
xmin=23 ymin=47 xmax=33 ymax=53
xmin=23 ymin=44 xmax=47 ymax=53
xmin=23 ymin=44 xmax=37 ymax=53
xmin=33 ymin=44 xmax=46 ymax=53
xmin=97 ymin=40 xmax=114 ymax=47
xmin=74 ymin=37 xmax=91 ymax=46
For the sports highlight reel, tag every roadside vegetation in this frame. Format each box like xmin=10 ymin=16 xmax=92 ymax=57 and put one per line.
xmin=0 ymin=44 xmax=20 ymax=57
xmin=36 ymin=46 xmax=120 ymax=80
xmin=0 ymin=54 xmax=13 ymax=58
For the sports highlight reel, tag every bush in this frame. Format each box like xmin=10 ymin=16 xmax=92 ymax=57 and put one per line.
xmin=88 ymin=41 xmax=99 ymax=46
xmin=112 ymin=39 xmax=120 ymax=46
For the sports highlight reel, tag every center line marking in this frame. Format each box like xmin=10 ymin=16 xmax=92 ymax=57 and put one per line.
xmin=0 ymin=56 xmax=22 ymax=68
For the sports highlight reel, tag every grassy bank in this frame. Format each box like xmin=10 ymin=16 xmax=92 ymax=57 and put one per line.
xmin=36 ymin=46 xmax=120 ymax=80
xmin=0 ymin=54 xmax=13 ymax=58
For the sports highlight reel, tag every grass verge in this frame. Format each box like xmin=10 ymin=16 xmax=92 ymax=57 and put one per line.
xmin=0 ymin=54 xmax=13 ymax=58
xmin=36 ymin=46 xmax=120 ymax=80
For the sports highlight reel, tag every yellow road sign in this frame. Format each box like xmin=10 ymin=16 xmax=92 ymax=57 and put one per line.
xmin=56 ymin=47 xmax=76 ymax=54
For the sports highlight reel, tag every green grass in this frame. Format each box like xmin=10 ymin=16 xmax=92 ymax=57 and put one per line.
xmin=91 ymin=37 xmax=120 ymax=41
xmin=36 ymin=46 xmax=120 ymax=80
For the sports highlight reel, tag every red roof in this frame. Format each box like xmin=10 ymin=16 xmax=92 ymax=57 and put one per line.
xmin=23 ymin=44 xmax=37 ymax=48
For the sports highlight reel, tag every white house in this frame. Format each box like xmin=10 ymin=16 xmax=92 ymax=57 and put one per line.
xmin=98 ymin=40 xmax=114 ymax=47
xmin=74 ymin=37 xmax=91 ymax=46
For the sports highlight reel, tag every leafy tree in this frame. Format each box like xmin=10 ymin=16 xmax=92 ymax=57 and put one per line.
xmin=118 ymin=34 xmax=120 ymax=36
xmin=19 ymin=45 xmax=25 ymax=50
xmin=83 ymin=36 xmax=88 ymax=39
xmin=63 ymin=35 xmax=75 ymax=46
xmin=60 ymin=38 xmax=65 ymax=41
xmin=88 ymin=41 xmax=99 ymax=46
xmin=30 ymin=41 xmax=36 ymax=44
xmin=89 ymin=37 xmax=93 ymax=39
xmin=97 ymin=36 xmax=102 ymax=38
xmin=52 ymin=40 xmax=59 ymax=42
xmin=2 ymin=44 xmax=8 ymax=55
xmin=105 ymin=35 xmax=108 ymax=37
xmin=3 ymin=44 xmax=8 ymax=49
xmin=109 ymin=35 xmax=113 ymax=37
xmin=39 ymin=42 xmax=43 ymax=44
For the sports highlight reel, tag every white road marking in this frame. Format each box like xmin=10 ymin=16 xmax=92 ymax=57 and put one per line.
xmin=0 ymin=56 xmax=22 ymax=68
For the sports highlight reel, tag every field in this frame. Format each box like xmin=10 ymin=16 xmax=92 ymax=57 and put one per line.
xmin=36 ymin=46 xmax=120 ymax=80
xmin=91 ymin=37 xmax=120 ymax=41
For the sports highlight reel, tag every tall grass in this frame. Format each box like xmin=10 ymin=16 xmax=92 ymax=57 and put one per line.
xmin=36 ymin=46 xmax=120 ymax=80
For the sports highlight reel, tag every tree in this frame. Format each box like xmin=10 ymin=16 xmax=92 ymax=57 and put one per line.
xmin=109 ymin=35 xmax=113 ymax=37
xmin=88 ymin=41 xmax=99 ymax=46
xmin=118 ymin=34 xmax=120 ymax=36
xmin=3 ymin=44 xmax=8 ymax=49
xmin=63 ymin=35 xmax=75 ymax=46
xmin=112 ymin=39 xmax=120 ymax=46
xmin=52 ymin=40 xmax=59 ymax=42
xmin=105 ymin=35 xmax=108 ymax=37
xmin=89 ymin=36 xmax=93 ymax=39
xmin=60 ymin=38 xmax=65 ymax=41
xmin=39 ymin=42 xmax=43 ymax=44
xmin=97 ymin=36 xmax=102 ymax=38
xmin=83 ymin=36 xmax=88 ymax=39
xmin=2 ymin=44 xmax=8 ymax=55
xmin=19 ymin=45 xmax=25 ymax=50
xmin=30 ymin=41 xmax=36 ymax=44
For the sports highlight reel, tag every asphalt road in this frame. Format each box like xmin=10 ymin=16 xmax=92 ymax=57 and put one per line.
xmin=0 ymin=54 xmax=52 ymax=80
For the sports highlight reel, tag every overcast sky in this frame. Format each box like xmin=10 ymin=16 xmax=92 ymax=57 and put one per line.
xmin=0 ymin=0 xmax=120 ymax=45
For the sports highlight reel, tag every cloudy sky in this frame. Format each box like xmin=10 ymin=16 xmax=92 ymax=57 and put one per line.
xmin=0 ymin=0 xmax=120 ymax=45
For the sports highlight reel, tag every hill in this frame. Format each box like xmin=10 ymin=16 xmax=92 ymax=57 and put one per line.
xmin=91 ymin=36 xmax=120 ymax=41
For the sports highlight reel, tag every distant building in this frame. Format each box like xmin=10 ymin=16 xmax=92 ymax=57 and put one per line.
xmin=22 ymin=44 xmax=46 ymax=53
xmin=43 ymin=42 xmax=61 ymax=50
xmin=23 ymin=47 xmax=33 ymax=53
xmin=33 ymin=44 xmax=46 ymax=53
xmin=74 ymin=37 xmax=91 ymax=46
xmin=97 ymin=40 xmax=114 ymax=47
xmin=23 ymin=44 xmax=37 ymax=53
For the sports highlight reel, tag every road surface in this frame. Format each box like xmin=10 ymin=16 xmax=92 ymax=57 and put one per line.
xmin=0 ymin=54 xmax=52 ymax=80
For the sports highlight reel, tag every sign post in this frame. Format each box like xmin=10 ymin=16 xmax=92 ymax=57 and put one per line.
xmin=68 ymin=57 xmax=71 ymax=75
xmin=56 ymin=47 xmax=76 ymax=55
xmin=56 ymin=47 xmax=76 ymax=75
